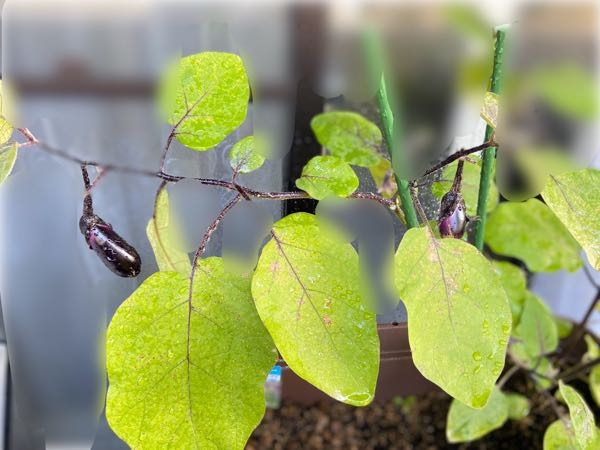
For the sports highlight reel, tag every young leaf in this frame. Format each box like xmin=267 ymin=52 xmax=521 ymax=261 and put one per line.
xmin=544 ymin=420 xmax=577 ymax=450
xmin=146 ymin=188 xmax=191 ymax=275
xmin=491 ymin=261 xmax=527 ymax=328
xmin=106 ymin=259 xmax=276 ymax=449
xmin=510 ymin=293 xmax=558 ymax=370
xmin=558 ymin=381 xmax=600 ymax=449
xmin=591 ymin=365 xmax=600 ymax=408
xmin=485 ymin=199 xmax=582 ymax=272
xmin=158 ymin=52 xmax=249 ymax=151
xmin=394 ymin=227 xmax=511 ymax=408
xmin=542 ymin=169 xmax=600 ymax=270
xmin=446 ymin=388 xmax=509 ymax=443
xmin=0 ymin=142 xmax=17 ymax=185
xmin=0 ymin=81 xmax=13 ymax=145
xmin=295 ymin=156 xmax=359 ymax=200
xmin=252 ymin=213 xmax=379 ymax=406
xmin=481 ymin=91 xmax=499 ymax=129
xmin=368 ymin=156 xmax=397 ymax=198
xmin=229 ymin=136 xmax=265 ymax=174
xmin=431 ymin=158 xmax=499 ymax=216
xmin=506 ymin=393 xmax=530 ymax=420
xmin=554 ymin=317 xmax=574 ymax=339
xmin=311 ymin=111 xmax=382 ymax=167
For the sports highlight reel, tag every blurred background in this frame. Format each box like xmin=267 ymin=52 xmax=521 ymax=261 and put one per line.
xmin=0 ymin=0 xmax=597 ymax=448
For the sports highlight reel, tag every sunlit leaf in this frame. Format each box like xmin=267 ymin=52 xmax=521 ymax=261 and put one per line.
xmin=481 ymin=91 xmax=499 ymax=129
xmin=542 ymin=169 xmax=600 ymax=270
xmin=432 ymin=158 xmax=499 ymax=216
xmin=0 ymin=80 xmax=13 ymax=145
xmin=0 ymin=142 xmax=17 ymax=185
xmin=146 ymin=188 xmax=191 ymax=275
xmin=252 ymin=213 xmax=379 ymax=406
xmin=446 ymin=388 xmax=509 ymax=443
xmin=295 ymin=156 xmax=359 ymax=200
xmin=311 ymin=111 xmax=382 ymax=167
xmin=485 ymin=199 xmax=582 ymax=272
xmin=394 ymin=227 xmax=511 ymax=408
xmin=506 ymin=393 xmax=530 ymax=420
xmin=544 ymin=420 xmax=577 ymax=450
xmin=558 ymin=381 xmax=600 ymax=449
xmin=106 ymin=259 xmax=276 ymax=449
xmin=229 ymin=136 xmax=265 ymax=174
xmin=491 ymin=261 xmax=527 ymax=328
xmin=158 ymin=52 xmax=249 ymax=151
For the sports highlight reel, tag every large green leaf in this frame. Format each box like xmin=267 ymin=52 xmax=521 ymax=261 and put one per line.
xmin=431 ymin=158 xmax=498 ymax=216
xmin=106 ymin=259 xmax=276 ymax=449
xmin=0 ymin=142 xmax=17 ymax=185
xmin=544 ymin=420 xmax=577 ymax=450
xmin=311 ymin=111 xmax=382 ymax=167
xmin=491 ymin=261 xmax=527 ymax=328
xmin=229 ymin=136 xmax=265 ymax=174
xmin=510 ymin=293 xmax=558 ymax=370
xmin=159 ymin=52 xmax=249 ymax=151
xmin=295 ymin=156 xmax=359 ymax=200
xmin=446 ymin=388 xmax=509 ymax=443
xmin=146 ymin=188 xmax=191 ymax=275
xmin=558 ymin=381 xmax=600 ymax=449
xmin=394 ymin=227 xmax=511 ymax=408
xmin=542 ymin=169 xmax=600 ymax=270
xmin=485 ymin=199 xmax=582 ymax=272
xmin=251 ymin=212 xmax=379 ymax=406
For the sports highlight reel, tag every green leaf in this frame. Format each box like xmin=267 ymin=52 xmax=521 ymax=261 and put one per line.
xmin=542 ymin=169 xmax=600 ymax=270
xmin=485 ymin=199 xmax=582 ymax=272
xmin=311 ymin=111 xmax=382 ymax=167
xmin=446 ymin=388 xmax=509 ymax=443
xmin=106 ymin=259 xmax=276 ymax=449
xmin=555 ymin=317 xmax=574 ymax=340
xmin=0 ymin=142 xmax=17 ymax=185
xmin=146 ymin=189 xmax=191 ymax=275
xmin=481 ymin=91 xmax=499 ymax=129
xmin=295 ymin=156 xmax=359 ymax=200
xmin=544 ymin=420 xmax=577 ymax=450
xmin=0 ymin=81 xmax=13 ymax=145
xmin=511 ymin=293 xmax=558 ymax=368
xmin=491 ymin=261 xmax=527 ymax=328
xmin=506 ymin=393 xmax=530 ymax=420
xmin=394 ymin=227 xmax=511 ymax=408
xmin=368 ymin=157 xmax=397 ymax=198
xmin=527 ymin=65 xmax=597 ymax=120
xmin=583 ymin=335 xmax=600 ymax=408
xmin=252 ymin=213 xmax=379 ymax=406
xmin=159 ymin=52 xmax=249 ymax=151
xmin=583 ymin=335 xmax=599 ymax=361
xmin=590 ymin=366 xmax=600 ymax=408
xmin=431 ymin=158 xmax=499 ymax=216
xmin=229 ymin=136 xmax=265 ymax=174
xmin=558 ymin=381 xmax=600 ymax=449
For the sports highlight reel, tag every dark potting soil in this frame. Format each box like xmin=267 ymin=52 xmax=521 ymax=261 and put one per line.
xmin=247 ymin=385 xmax=564 ymax=450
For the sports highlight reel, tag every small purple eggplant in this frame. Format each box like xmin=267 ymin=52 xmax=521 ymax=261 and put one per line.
xmin=79 ymin=164 xmax=141 ymax=277
xmin=437 ymin=159 xmax=469 ymax=239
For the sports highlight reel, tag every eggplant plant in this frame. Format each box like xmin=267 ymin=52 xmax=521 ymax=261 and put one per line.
xmin=0 ymin=27 xmax=599 ymax=449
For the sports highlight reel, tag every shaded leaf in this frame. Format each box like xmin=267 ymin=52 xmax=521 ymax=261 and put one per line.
xmin=229 ymin=136 xmax=265 ymax=174
xmin=252 ymin=213 xmax=379 ymax=406
xmin=369 ymin=157 xmax=397 ymax=198
xmin=146 ymin=188 xmax=191 ymax=274
xmin=554 ymin=317 xmax=573 ymax=340
xmin=295 ymin=156 xmax=359 ymax=200
xmin=159 ymin=52 xmax=249 ymax=151
xmin=542 ymin=169 xmax=600 ymax=270
xmin=431 ymin=158 xmax=498 ymax=216
xmin=506 ymin=393 xmax=530 ymax=420
xmin=544 ymin=420 xmax=577 ymax=450
xmin=0 ymin=142 xmax=17 ymax=185
xmin=394 ymin=227 xmax=511 ymax=408
xmin=106 ymin=259 xmax=276 ymax=449
xmin=446 ymin=388 xmax=509 ymax=443
xmin=485 ymin=199 xmax=582 ymax=272
xmin=311 ymin=111 xmax=382 ymax=167
xmin=558 ymin=381 xmax=600 ymax=449
xmin=481 ymin=91 xmax=499 ymax=129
